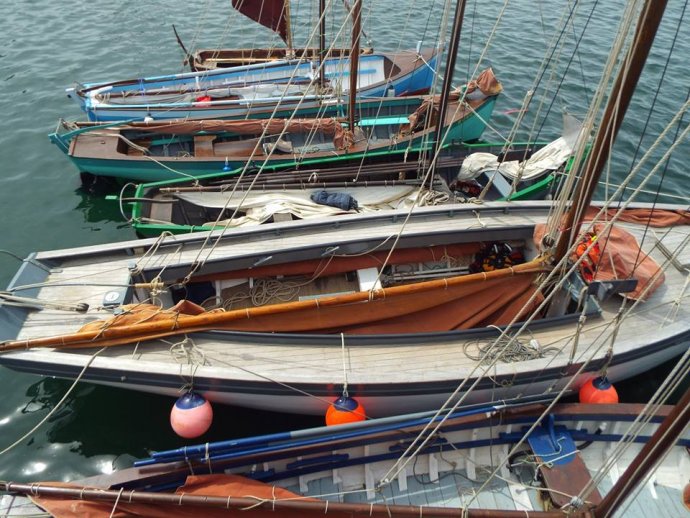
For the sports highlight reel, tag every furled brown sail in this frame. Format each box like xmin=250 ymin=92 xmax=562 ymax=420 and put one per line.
xmin=0 ymin=259 xmax=546 ymax=352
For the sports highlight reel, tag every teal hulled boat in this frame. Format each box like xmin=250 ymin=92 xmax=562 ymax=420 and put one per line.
xmin=50 ymin=70 xmax=502 ymax=182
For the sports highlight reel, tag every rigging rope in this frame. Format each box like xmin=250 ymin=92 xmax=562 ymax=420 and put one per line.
xmin=378 ymin=106 xmax=690 ymax=491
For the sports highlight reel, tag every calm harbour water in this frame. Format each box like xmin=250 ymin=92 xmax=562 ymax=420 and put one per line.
xmin=0 ymin=0 xmax=688 ymax=483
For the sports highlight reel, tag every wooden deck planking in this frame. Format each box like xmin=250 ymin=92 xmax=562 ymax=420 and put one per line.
xmin=10 ymin=205 xmax=690 ymax=391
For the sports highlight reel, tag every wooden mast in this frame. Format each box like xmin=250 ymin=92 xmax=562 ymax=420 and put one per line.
xmin=430 ymin=0 xmax=467 ymax=175
xmin=553 ymin=0 xmax=668 ymax=263
xmin=284 ymin=0 xmax=294 ymax=53
xmin=348 ymin=0 xmax=362 ymax=133
xmin=593 ymin=383 xmax=690 ymax=516
xmin=319 ymin=0 xmax=326 ymax=90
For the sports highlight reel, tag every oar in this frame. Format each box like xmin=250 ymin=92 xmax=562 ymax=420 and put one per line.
xmin=142 ymin=394 xmax=557 ymax=466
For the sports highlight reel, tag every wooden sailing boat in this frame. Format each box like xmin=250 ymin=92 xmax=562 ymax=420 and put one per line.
xmin=2 ymin=0 xmax=689 ymax=417
xmin=2 ymin=397 xmax=689 ymax=516
xmin=65 ymin=1 xmax=438 ymax=122
xmin=186 ymin=0 xmax=355 ymax=71
xmin=126 ymin=125 xmax=580 ymax=237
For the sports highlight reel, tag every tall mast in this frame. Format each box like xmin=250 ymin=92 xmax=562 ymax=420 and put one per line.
xmin=284 ymin=0 xmax=294 ymax=52
xmin=430 ymin=0 xmax=467 ymax=170
xmin=553 ymin=0 xmax=668 ymax=263
xmin=348 ymin=0 xmax=362 ymax=133
xmin=319 ymin=0 xmax=326 ymax=90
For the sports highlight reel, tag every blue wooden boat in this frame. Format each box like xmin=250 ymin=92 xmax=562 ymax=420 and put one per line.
xmin=66 ymin=48 xmax=438 ymax=122
xmin=67 ymin=0 xmax=439 ymax=122
xmin=2 ymin=399 xmax=689 ymax=516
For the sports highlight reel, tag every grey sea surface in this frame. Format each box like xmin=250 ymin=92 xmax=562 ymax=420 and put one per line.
xmin=0 ymin=0 xmax=687 ymax=483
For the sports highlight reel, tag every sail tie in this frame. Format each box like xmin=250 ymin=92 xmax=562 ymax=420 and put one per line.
xmin=108 ymin=487 xmax=124 ymax=518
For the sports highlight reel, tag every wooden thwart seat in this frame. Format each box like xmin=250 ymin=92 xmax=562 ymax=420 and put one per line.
xmin=538 ymin=452 xmax=603 ymax=508
xmin=194 ymin=135 xmax=217 ymax=157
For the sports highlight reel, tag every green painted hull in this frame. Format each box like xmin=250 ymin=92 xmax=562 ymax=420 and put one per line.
xmin=64 ymin=97 xmax=499 ymax=182
xmin=130 ymin=140 xmax=567 ymax=238
xmin=131 ymin=174 xmax=559 ymax=238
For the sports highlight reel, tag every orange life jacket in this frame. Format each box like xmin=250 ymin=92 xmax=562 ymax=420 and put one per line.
xmin=575 ymin=233 xmax=601 ymax=282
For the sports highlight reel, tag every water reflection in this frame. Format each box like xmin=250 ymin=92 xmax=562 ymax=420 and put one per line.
xmin=22 ymin=378 xmax=320 ymax=462
xmin=74 ymin=183 xmax=130 ymax=225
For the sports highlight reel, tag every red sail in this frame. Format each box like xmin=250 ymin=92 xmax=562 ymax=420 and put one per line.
xmin=231 ymin=0 xmax=289 ymax=43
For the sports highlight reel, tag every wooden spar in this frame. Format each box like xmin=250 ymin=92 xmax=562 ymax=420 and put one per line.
xmin=592 ymin=383 xmax=690 ymax=517
xmin=0 ymin=481 xmax=566 ymax=518
xmin=553 ymin=0 xmax=668 ymax=263
xmin=171 ymin=24 xmax=192 ymax=70
xmin=0 ymin=259 xmax=546 ymax=352
xmin=284 ymin=0 xmax=294 ymax=52
xmin=319 ymin=0 xmax=326 ymax=90
xmin=430 ymin=0 xmax=467 ymax=182
xmin=348 ymin=0 xmax=362 ymax=133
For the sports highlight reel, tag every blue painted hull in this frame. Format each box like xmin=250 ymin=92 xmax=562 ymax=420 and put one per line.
xmin=69 ymin=50 xmax=438 ymax=122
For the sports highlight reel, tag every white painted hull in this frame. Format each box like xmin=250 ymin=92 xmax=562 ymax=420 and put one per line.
xmin=1 ymin=202 xmax=688 ymax=416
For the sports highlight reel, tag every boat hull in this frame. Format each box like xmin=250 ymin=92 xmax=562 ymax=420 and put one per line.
xmin=2 ymin=402 xmax=688 ymax=516
xmin=70 ymin=50 xmax=438 ymax=122
xmin=61 ymin=96 xmax=498 ymax=182
xmin=3 ymin=334 xmax=685 ymax=416
xmin=1 ymin=202 xmax=688 ymax=417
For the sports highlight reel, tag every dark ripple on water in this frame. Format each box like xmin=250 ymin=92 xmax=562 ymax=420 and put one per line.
xmin=0 ymin=0 xmax=688 ymax=483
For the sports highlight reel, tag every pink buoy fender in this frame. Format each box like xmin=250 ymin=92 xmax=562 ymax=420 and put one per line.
xmin=170 ymin=392 xmax=213 ymax=438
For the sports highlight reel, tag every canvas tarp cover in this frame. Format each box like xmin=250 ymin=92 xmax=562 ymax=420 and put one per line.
xmin=534 ymin=211 xmax=674 ymax=300
xmin=456 ymin=113 xmax=584 ymax=182
xmin=31 ymin=474 xmax=353 ymax=518
xmin=584 ymin=207 xmax=690 ymax=227
xmin=173 ymin=185 xmax=424 ymax=228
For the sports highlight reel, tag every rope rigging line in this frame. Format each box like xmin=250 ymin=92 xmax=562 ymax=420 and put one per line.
xmin=182 ymin=76 xmax=436 ymax=284
xmin=350 ymin=0 xmax=447 ymax=183
xmin=133 ymin=0 xmax=468 ymax=287
xmin=377 ymin=109 xmax=690 ymax=490
xmin=543 ymin=0 xmax=642 ymax=243
xmin=500 ymin=0 xmax=579 ymax=162
xmin=627 ymin=86 xmax=690 ymax=274
xmin=526 ymin=0 xmax=601 ymax=155
xmin=555 ymin=0 xmax=653 ymax=253
xmin=171 ymin=0 xmax=373 ymax=284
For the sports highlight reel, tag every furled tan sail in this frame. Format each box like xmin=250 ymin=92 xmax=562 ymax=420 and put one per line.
xmin=0 ymin=259 xmax=546 ymax=352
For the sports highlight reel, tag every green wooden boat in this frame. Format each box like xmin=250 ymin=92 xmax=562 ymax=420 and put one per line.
xmin=126 ymin=137 xmax=583 ymax=238
xmin=50 ymin=74 xmax=502 ymax=183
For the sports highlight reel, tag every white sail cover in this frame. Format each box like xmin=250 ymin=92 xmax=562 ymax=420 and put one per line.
xmin=457 ymin=113 xmax=585 ymax=182
xmin=174 ymin=185 xmax=446 ymax=228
